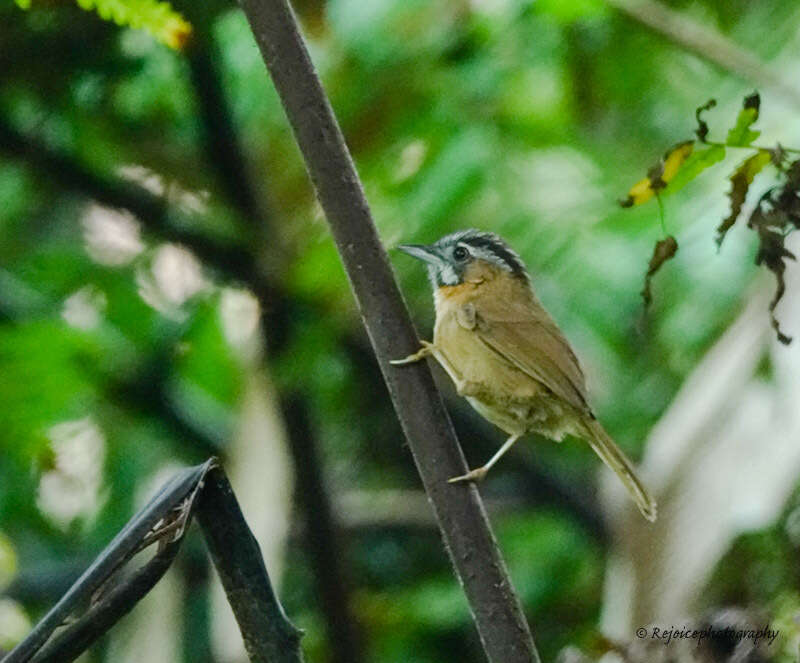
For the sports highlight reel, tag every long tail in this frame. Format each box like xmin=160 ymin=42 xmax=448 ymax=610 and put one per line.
xmin=580 ymin=418 xmax=657 ymax=522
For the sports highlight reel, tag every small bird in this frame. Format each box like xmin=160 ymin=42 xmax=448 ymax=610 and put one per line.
xmin=391 ymin=229 xmax=656 ymax=522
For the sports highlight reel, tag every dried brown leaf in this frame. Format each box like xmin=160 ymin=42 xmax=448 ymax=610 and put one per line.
xmin=748 ymin=200 xmax=796 ymax=344
xmin=695 ymin=99 xmax=716 ymax=142
xmin=717 ymin=150 xmax=771 ymax=246
xmin=755 ymin=229 xmax=795 ymax=344
xmin=641 ymin=235 xmax=678 ymax=308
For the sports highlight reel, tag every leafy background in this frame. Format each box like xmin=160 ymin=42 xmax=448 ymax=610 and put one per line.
xmin=2 ymin=0 xmax=800 ymax=661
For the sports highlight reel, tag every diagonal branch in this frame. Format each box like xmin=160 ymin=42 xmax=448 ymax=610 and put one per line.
xmin=233 ymin=0 xmax=540 ymax=661
xmin=604 ymin=0 xmax=800 ymax=109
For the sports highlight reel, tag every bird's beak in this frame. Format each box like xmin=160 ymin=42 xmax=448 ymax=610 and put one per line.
xmin=397 ymin=244 xmax=442 ymax=266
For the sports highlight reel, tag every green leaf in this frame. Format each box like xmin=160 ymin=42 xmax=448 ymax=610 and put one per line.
xmin=662 ymin=144 xmax=726 ymax=195
xmin=170 ymin=296 xmax=245 ymax=445
xmin=726 ymin=92 xmax=761 ymax=147
xmin=13 ymin=0 xmax=32 ymax=9
xmin=717 ymin=150 xmax=772 ymax=246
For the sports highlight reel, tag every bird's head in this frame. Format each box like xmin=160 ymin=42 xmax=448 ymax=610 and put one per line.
xmin=397 ymin=229 xmax=528 ymax=288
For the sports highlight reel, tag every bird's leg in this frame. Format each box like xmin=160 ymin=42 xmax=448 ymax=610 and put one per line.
xmin=390 ymin=340 xmax=435 ymax=365
xmin=448 ymin=434 xmax=521 ymax=484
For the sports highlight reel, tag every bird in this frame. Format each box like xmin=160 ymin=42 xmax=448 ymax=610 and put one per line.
xmin=390 ymin=229 xmax=656 ymax=522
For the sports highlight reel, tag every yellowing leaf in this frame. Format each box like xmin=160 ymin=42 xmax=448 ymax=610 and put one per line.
xmin=623 ymin=176 xmax=656 ymax=207
xmin=716 ymin=150 xmax=772 ymax=246
xmin=661 ymin=141 xmax=694 ymax=181
xmin=620 ymin=141 xmax=693 ymax=207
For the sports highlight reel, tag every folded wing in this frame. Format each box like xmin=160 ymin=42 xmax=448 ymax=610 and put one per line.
xmin=461 ymin=296 xmax=591 ymax=415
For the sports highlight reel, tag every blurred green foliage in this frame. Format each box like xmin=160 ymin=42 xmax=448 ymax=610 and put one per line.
xmin=14 ymin=0 xmax=191 ymax=49
xmin=2 ymin=0 xmax=800 ymax=660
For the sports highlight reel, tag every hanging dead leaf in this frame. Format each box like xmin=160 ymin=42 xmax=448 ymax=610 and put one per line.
xmin=747 ymin=201 xmax=795 ymax=344
xmin=716 ymin=150 xmax=772 ymax=246
xmin=641 ymin=235 xmax=678 ymax=308
xmin=755 ymin=229 xmax=794 ymax=345
xmin=695 ymin=99 xmax=716 ymax=142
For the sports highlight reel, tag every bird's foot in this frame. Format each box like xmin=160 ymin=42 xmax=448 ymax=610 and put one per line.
xmin=448 ymin=466 xmax=488 ymax=484
xmin=390 ymin=340 xmax=434 ymax=365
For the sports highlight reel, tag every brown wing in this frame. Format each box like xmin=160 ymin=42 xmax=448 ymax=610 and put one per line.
xmin=462 ymin=295 xmax=591 ymax=414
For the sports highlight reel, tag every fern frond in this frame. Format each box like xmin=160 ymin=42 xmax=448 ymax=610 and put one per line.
xmin=16 ymin=0 xmax=192 ymax=50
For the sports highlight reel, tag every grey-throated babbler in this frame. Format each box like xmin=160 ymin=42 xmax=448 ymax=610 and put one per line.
xmin=392 ymin=229 xmax=656 ymax=522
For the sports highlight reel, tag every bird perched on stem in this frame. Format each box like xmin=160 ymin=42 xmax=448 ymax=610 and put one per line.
xmin=391 ymin=229 xmax=656 ymax=522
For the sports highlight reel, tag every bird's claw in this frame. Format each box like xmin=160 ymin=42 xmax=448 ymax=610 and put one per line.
xmin=390 ymin=340 xmax=434 ymax=365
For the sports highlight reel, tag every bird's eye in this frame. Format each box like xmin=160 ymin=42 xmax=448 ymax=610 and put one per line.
xmin=453 ymin=245 xmax=469 ymax=261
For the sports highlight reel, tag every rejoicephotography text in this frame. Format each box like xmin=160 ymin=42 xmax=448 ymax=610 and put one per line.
xmin=636 ymin=624 xmax=781 ymax=648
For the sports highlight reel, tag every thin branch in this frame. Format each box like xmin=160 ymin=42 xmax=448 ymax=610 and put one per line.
xmin=234 ymin=0 xmax=540 ymax=660
xmin=604 ymin=0 xmax=800 ymax=110
xmin=0 ymin=119 xmax=163 ymax=228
